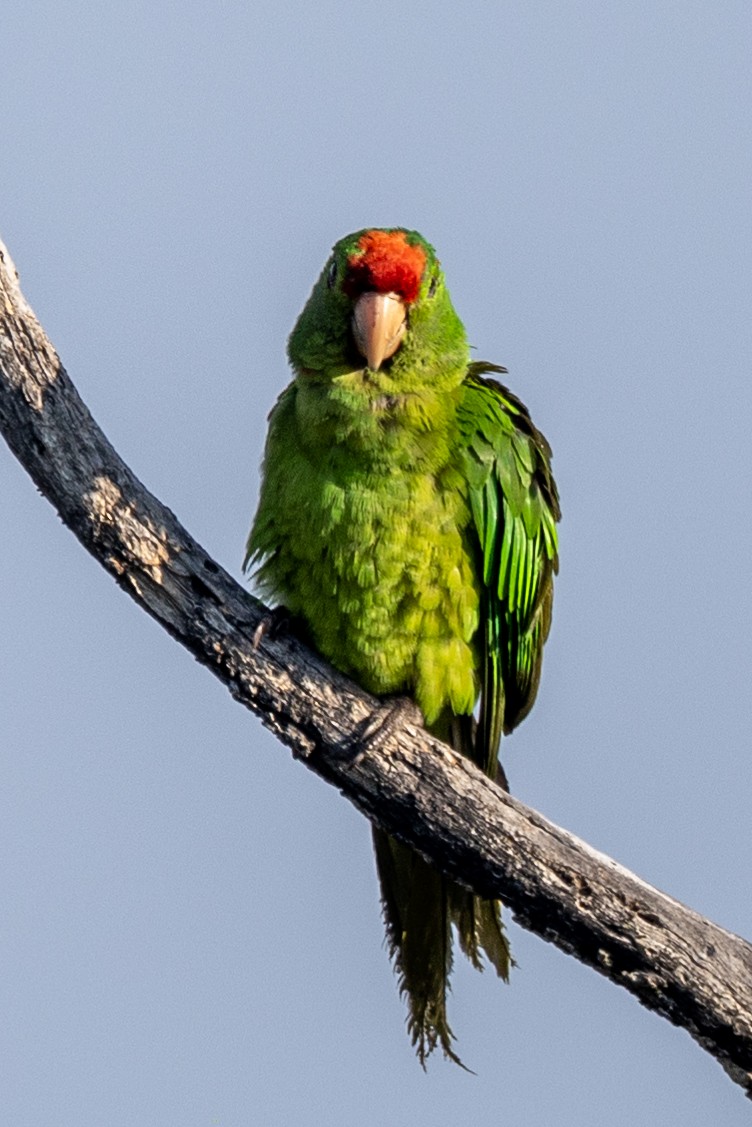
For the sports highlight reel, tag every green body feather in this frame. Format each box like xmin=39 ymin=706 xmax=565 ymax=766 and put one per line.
xmin=246 ymin=229 xmax=559 ymax=1065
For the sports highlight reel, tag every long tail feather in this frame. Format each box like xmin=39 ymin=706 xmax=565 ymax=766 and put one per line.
xmin=372 ymin=711 xmax=511 ymax=1067
xmin=372 ymin=829 xmax=461 ymax=1067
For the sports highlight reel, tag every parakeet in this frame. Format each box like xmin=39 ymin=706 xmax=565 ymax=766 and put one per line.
xmin=245 ymin=228 xmax=559 ymax=1066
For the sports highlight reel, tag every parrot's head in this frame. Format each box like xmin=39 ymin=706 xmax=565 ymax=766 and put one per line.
xmin=288 ymin=228 xmax=469 ymax=392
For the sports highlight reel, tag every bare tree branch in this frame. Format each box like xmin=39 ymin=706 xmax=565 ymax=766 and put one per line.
xmin=1 ymin=237 xmax=751 ymax=1098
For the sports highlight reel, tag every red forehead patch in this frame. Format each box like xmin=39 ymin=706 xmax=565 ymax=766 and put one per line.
xmin=344 ymin=230 xmax=427 ymax=304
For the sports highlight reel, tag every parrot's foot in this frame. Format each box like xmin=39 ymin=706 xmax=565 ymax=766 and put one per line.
xmin=348 ymin=696 xmax=424 ymax=767
xmin=251 ymin=605 xmax=293 ymax=650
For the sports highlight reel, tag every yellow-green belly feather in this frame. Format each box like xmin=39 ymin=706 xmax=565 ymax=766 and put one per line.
xmin=248 ymin=379 xmax=480 ymax=724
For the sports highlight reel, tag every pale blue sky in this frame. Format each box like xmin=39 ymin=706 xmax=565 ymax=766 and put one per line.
xmin=2 ymin=2 xmax=751 ymax=1124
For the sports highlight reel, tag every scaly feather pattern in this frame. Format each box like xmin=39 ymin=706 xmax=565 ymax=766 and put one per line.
xmin=246 ymin=229 xmax=560 ymax=1066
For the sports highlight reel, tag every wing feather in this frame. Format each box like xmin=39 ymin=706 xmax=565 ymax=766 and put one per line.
xmin=459 ymin=363 xmax=560 ymax=777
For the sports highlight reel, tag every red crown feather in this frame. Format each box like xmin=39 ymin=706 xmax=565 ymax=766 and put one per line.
xmin=344 ymin=230 xmax=427 ymax=304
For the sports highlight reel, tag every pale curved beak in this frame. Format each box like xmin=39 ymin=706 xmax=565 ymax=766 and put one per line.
xmin=351 ymin=291 xmax=407 ymax=371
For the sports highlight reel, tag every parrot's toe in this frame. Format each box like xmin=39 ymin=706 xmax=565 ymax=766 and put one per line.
xmin=347 ymin=695 xmax=425 ymax=767
xmin=251 ymin=604 xmax=294 ymax=650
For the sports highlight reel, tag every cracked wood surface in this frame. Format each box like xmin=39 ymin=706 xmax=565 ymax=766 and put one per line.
xmin=1 ymin=237 xmax=751 ymax=1098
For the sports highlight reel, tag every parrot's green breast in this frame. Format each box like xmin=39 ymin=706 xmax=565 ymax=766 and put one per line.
xmin=248 ymin=373 xmax=480 ymax=723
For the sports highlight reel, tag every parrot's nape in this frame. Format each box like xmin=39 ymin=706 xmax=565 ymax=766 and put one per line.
xmin=246 ymin=228 xmax=560 ymax=1066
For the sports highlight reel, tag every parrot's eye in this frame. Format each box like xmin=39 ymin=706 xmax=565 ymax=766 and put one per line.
xmin=427 ymin=272 xmax=439 ymax=299
xmin=326 ymin=260 xmax=337 ymax=289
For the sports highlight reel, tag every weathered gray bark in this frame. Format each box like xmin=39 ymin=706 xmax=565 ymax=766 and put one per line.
xmin=1 ymin=237 xmax=751 ymax=1097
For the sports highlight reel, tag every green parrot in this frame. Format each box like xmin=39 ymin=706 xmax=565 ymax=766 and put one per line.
xmin=245 ymin=228 xmax=559 ymax=1066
